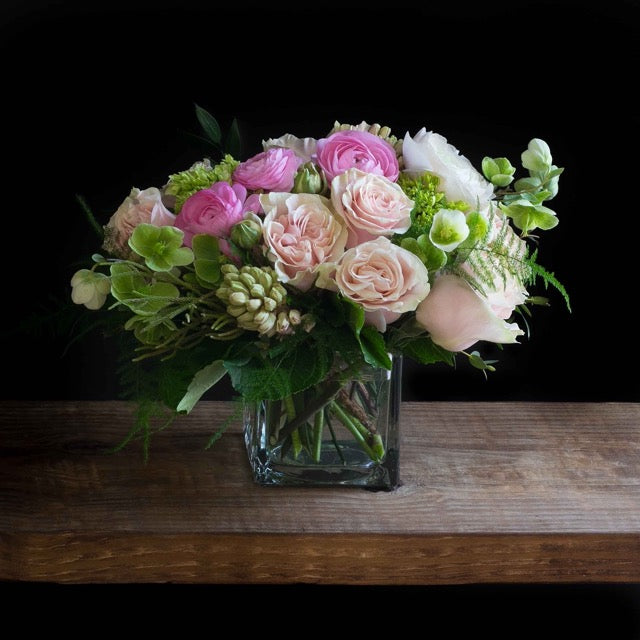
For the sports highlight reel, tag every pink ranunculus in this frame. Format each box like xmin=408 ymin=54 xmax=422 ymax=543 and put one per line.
xmin=331 ymin=169 xmax=413 ymax=247
xmin=415 ymin=274 xmax=524 ymax=352
xmin=317 ymin=236 xmax=430 ymax=332
xmin=175 ymin=181 xmax=251 ymax=250
xmin=260 ymin=192 xmax=347 ymax=292
xmin=232 ymin=148 xmax=302 ymax=192
xmin=103 ymin=187 xmax=176 ymax=257
xmin=315 ymin=130 xmax=399 ymax=183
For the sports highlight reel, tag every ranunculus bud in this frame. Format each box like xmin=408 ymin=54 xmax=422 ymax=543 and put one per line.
xmin=231 ymin=218 xmax=262 ymax=249
xmin=292 ymin=162 xmax=325 ymax=194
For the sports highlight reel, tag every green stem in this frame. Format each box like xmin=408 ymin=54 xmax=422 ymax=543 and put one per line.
xmin=277 ymin=380 xmax=342 ymax=441
xmin=324 ymin=409 xmax=345 ymax=465
xmin=329 ymin=401 xmax=380 ymax=462
xmin=312 ymin=409 xmax=324 ymax=463
xmin=284 ymin=394 xmax=302 ymax=459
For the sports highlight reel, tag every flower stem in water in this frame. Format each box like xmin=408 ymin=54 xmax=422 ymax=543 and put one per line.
xmin=312 ymin=409 xmax=324 ymax=463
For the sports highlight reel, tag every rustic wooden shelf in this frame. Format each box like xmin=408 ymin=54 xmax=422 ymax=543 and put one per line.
xmin=1 ymin=401 xmax=639 ymax=584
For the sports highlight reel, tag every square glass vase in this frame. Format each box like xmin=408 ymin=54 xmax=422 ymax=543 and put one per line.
xmin=243 ymin=355 xmax=401 ymax=490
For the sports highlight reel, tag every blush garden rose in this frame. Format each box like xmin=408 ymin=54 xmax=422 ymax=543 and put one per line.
xmin=260 ymin=192 xmax=348 ymax=292
xmin=331 ymin=169 xmax=413 ymax=247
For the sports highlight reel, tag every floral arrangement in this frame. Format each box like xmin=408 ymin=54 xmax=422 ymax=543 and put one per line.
xmin=71 ymin=106 xmax=568 ymax=461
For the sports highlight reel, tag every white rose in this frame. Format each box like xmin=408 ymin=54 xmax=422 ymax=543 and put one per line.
xmin=415 ymin=274 xmax=523 ymax=351
xmin=262 ymin=133 xmax=317 ymax=163
xmin=403 ymin=128 xmax=494 ymax=213
xmin=331 ymin=169 xmax=413 ymax=248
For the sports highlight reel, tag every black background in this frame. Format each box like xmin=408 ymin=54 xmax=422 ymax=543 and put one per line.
xmin=1 ymin=0 xmax=639 ymax=631
xmin=1 ymin=0 xmax=639 ymax=403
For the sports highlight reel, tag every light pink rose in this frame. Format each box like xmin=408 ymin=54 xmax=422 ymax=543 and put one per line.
xmin=260 ymin=192 xmax=347 ymax=292
xmin=103 ymin=187 xmax=176 ymax=256
xmin=233 ymin=148 xmax=302 ymax=192
xmin=317 ymin=236 xmax=430 ymax=332
xmin=315 ymin=130 xmax=399 ymax=183
xmin=175 ymin=181 xmax=253 ymax=251
xmin=415 ymin=274 xmax=524 ymax=352
xmin=331 ymin=169 xmax=413 ymax=247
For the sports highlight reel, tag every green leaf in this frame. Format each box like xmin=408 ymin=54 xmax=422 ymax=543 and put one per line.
xmin=468 ymin=351 xmax=496 ymax=373
xmin=334 ymin=296 xmax=391 ymax=368
xmin=194 ymin=103 xmax=221 ymax=145
xmin=176 ymin=360 xmax=227 ymax=414
xmin=417 ymin=235 xmax=447 ymax=270
xmin=520 ymin=190 xmax=552 ymax=205
xmin=225 ymin=117 xmax=241 ymax=158
xmin=360 ymin=326 xmax=392 ymax=369
xmin=75 ymin=193 xmax=104 ymax=240
xmin=400 ymin=335 xmax=455 ymax=366
xmin=225 ymin=341 xmax=332 ymax=401
xmin=110 ymin=263 xmax=180 ymax=316
xmin=192 ymin=234 xmax=222 ymax=284
xmin=514 ymin=176 xmax=541 ymax=192
xmin=547 ymin=166 xmax=564 ymax=179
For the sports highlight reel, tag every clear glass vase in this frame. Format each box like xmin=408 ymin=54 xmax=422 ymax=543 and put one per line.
xmin=243 ymin=355 xmax=401 ymax=490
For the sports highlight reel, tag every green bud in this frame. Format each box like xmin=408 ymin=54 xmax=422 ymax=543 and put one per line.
xmin=527 ymin=296 xmax=550 ymax=306
xmin=230 ymin=218 xmax=262 ymax=249
xmin=215 ymin=265 xmax=293 ymax=337
xmin=521 ymin=138 xmax=552 ymax=173
xmin=482 ymin=156 xmax=516 ymax=187
xmin=292 ymin=162 xmax=325 ymax=194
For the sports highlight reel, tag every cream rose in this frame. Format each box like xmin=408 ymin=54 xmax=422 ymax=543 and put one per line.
xmin=331 ymin=169 xmax=413 ymax=247
xmin=260 ymin=192 xmax=347 ymax=292
xmin=415 ymin=274 xmax=524 ymax=351
xmin=103 ymin=187 xmax=176 ymax=257
xmin=317 ymin=236 xmax=430 ymax=332
xmin=403 ymin=129 xmax=494 ymax=213
xmin=262 ymin=133 xmax=318 ymax=163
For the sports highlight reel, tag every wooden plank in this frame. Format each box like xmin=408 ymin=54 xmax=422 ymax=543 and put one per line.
xmin=1 ymin=401 xmax=639 ymax=583
xmin=2 ymin=533 xmax=639 ymax=585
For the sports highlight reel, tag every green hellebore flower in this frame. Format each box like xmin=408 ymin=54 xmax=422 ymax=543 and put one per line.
xmin=482 ymin=156 xmax=516 ymax=187
xmin=500 ymin=199 xmax=558 ymax=234
xmin=521 ymin=138 xmax=552 ymax=173
xmin=70 ymin=269 xmax=111 ymax=310
xmin=128 ymin=224 xmax=194 ymax=272
xmin=429 ymin=209 xmax=470 ymax=252
xmin=124 ymin=315 xmax=177 ymax=345
xmin=110 ymin=263 xmax=180 ymax=316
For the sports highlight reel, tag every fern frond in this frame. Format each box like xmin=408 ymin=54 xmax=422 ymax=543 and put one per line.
xmin=524 ymin=258 xmax=571 ymax=311
xmin=452 ymin=208 xmax=530 ymax=295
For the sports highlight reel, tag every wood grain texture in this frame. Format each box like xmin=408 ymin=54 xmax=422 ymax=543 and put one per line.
xmin=1 ymin=401 xmax=639 ymax=584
